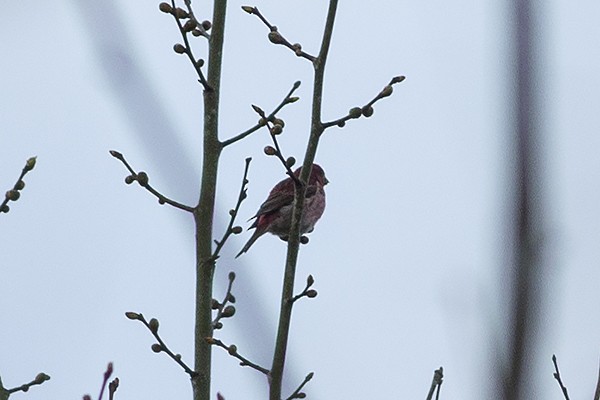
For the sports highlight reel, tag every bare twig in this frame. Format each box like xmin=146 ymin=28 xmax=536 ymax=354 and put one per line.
xmin=222 ymin=81 xmax=302 ymax=147
xmin=290 ymin=274 xmax=317 ymax=303
xmin=425 ymin=367 xmax=444 ymax=400
xmin=285 ymin=372 xmax=314 ymax=400
xmin=211 ymin=272 xmax=237 ymax=330
xmin=109 ymin=150 xmax=194 ymax=212
xmin=1 ymin=156 xmax=36 ymax=215
xmin=241 ymin=6 xmax=316 ymax=62
xmin=1 ymin=372 xmax=50 ymax=398
xmin=551 ymin=354 xmax=570 ymax=400
xmin=207 ymin=338 xmax=269 ymax=375
xmin=211 ymin=158 xmax=252 ymax=261
xmin=97 ymin=363 xmax=113 ymax=400
xmin=321 ymin=76 xmax=406 ymax=130
xmin=125 ymin=312 xmax=198 ymax=378
xmin=108 ymin=377 xmax=119 ymax=400
xmin=160 ymin=0 xmax=210 ymax=89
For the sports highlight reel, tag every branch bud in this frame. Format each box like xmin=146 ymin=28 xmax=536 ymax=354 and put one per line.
xmin=307 ymin=274 xmax=314 ymax=287
xmin=268 ymin=31 xmax=285 ymax=45
xmin=136 ymin=172 xmax=149 ymax=186
xmin=15 ymin=180 xmax=25 ymax=190
xmin=34 ymin=373 xmax=50 ymax=384
xmin=173 ymin=43 xmax=186 ymax=54
xmin=286 ymin=157 xmax=296 ymax=168
xmin=300 ymin=235 xmax=309 ymax=244
xmin=202 ymin=20 xmax=212 ymax=30
xmin=25 ymin=156 xmax=37 ymax=171
xmin=362 ymin=106 xmax=374 ymax=117
xmin=270 ymin=124 xmax=283 ymax=135
xmin=211 ymin=299 xmax=221 ymax=309
xmin=228 ymin=271 xmax=236 ymax=281
xmin=0 ymin=204 xmax=9 ymax=213
xmin=174 ymin=7 xmax=189 ymax=19
xmin=148 ymin=318 xmax=159 ymax=333
xmin=380 ymin=85 xmax=393 ymax=98
xmin=231 ymin=226 xmax=243 ymax=234
xmin=264 ymin=146 xmax=277 ymax=156
xmin=348 ymin=107 xmax=362 ymax=119
xmin=124 ymin=175 xmax=135 ymax=185
xmin=151 ymin=343 xmax=163 ymax=353
xmin=183 ymin=19 xmax=197 ymax=32
xmin=228 ymin=344 xmax=237 ymax=355
xmin=5 ymin=190 xmax=20 ymax=201
xmin=306 ymin=289 xmax=318 ymax=298
xmin=125 ymin=311 xmax=142 ymax=320
xmin=241 ymin=5 xmax=255 ymax=14
xmin=158 ymin=2 xmax=172 ymax=13
xmin=391 ymin=75 xmax=406 ymax=84
xmin=222 ymin=305 xmax=236 ymax=318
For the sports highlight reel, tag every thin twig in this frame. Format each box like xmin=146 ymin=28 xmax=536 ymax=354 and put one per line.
xmin=2 ymin=372 xmax=50 ymax=396
xmin=108 ymin=377 xmax=119 ymax=400
xmin=125 ymin=312 xmax=198 ymax=378
xmin=1 ymin=156 xmax=36 ymax=215
xmin=211 ymin=158 xmax=252 ymax=261
xmin=222 ymin=81 xmax=302 ymax=147
xmin=208 ymin=338 xmax=269 ymax=375
xmin=211 ymin=272 xmax=237 ymax=330
xmin=551 ymin=354 xmax=570 ymax=400
xmin=321 ymin=76 xmax=406 ymax=130
xmin=285 ymin=372 xmax=314 ymax=400
xmin=425 ymin=367 xmax=444 ymax=400
xmin=109 ymin=150 xmax=194 ymax=212
xmin=242 ymin=6 xmax=316 ymax=62
xmin=169 ymin=0 xmax=211 ymax=90
xmin=290 ymin=274 xmax=317 ymax=303
xmin=97 ymin=363 xmax=113 ymax=400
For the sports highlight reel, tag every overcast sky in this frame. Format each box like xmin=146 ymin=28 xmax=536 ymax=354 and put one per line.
xmin=1 ymin=1 xmax=599 ymax=399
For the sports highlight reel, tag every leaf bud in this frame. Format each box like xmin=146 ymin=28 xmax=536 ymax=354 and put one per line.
xmin=273 ymin=118 xmax=285 ymax=127
xmin=125 ymin=311 xmax=141 ymax=320
xmin=148 ymin=318 xmax=159 ymax=333
xmin=337 ymin=120 xmax=346 ymax=128
xmin=158 ymin=2 xmax=172 ymax=13
xmin=349 ymin=107 xmax=362 ymax=119
xmin=196 ymin=58 xmax=205 ymax=68
xmin=15 ymin=180 xmax=25 ymax=190
xmin=228 ymin=344 xmax=237 ymax=355
xmin=222 ymin=305 xmax=236 ymax=318
xmin=241 ymin=5 xmax=255 ymax=14
xmin=286 ymin=157 xmax=296 ymax=168
xmin=391 ymin=75 xmax=406 ymax=84
xmin=362 ymin=106 xmax=374 ymax=117
xmin=380 ymin=85 xmax=393 ymax=97
xmin=34 ymin=373 xmax=50 ymax=384
xmin=183 ymin=19 xmax=197 ymax=32
xmin=307 ymin=274 xmax=314 ymax=287
xmin=264 ymin=146 xmax=277 ymax=156
xmin=173 ymin=43 xmax=186 ymax=54
xmin=300 ymin=235 xmax=309 ymax=244
xmin=0 ymin=204 xmax=9 ymax=213
xmin=231 ymin=226 xmax=243 ymax=234
xmin=227 ymin=294 xmax=236 ymax=303
xmin=151 ymin=343 xmax=163 ymax=353
xmin=306 ymin=289 xmax=318 ymax=298
xmin=228 ymin=271 xmax=236 ymax=281
xmin=25 ymin=156 xmax=37 ymax=171
xmin=202 ymin=20 xmax=212 ymax=30
xmin=268 ymin=31 xmax=284 ymax=45
xmin=214 ymin=322 xmax=223 ymax=329
xmin=270 ymin=124 xmax=283 ymax=135
xmin=286 ymin=96 xmax=300 ymax=104
xmin=136 ymin=171 xmax=149 ymax=186
xmin=124 ymin=175 xmax=135 ymax=185
xmin=6 ymin=190 xmax=20 ymax=201
xmin=297 ymin=394 xmax=306 ymax=399
xmin=211 ymin=299 xmax=221 ymax=309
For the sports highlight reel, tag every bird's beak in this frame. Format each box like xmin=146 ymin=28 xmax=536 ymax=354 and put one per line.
xmin=324 ymin=177 xmax=330 ymax=185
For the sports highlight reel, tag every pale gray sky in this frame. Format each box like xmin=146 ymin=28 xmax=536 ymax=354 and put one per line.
xmin=1 ymin=1 xmax=599 ymax=399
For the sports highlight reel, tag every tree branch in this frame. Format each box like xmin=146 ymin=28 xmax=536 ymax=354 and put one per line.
xmin=211 ymin=272 xmax=237 ymax=330
xmin=125 ymin=312 xmax=198 ymax=378
xmin=222 ymin=81 xmax=301 ymax=147
xmin=321 ymin=76 xmax=406 ymax=130
xmin=285 ymin=372 xmax=314 ymax=400
xmin=0 ymin=372 xmax=50 ymax=400
xmin=425 ymin=367 xmax=444 ymax=400
xmin=109 ymin=150 xmax=195 ymax=212
xmin=242 ymin=6 xmax=316 ymax=62
xmin=1 ymin=156 xmax=36 ymax=215
xmin=207 ymin=338 xmax=269 ymax=375
xmin=551 ymin=354 xmax=570 ymax=400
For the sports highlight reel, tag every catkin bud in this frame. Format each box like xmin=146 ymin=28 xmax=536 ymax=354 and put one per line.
xmin=264 ymin=146 xmax=277 ymax=156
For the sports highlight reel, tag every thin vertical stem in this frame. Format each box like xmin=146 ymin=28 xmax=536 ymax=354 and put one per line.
xmin=269 ymin=1 xmax=338 ymax=399
xmin=193 ymin=1 xmax=227 ymax=400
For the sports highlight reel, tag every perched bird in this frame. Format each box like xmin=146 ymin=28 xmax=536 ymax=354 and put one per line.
xmin=236 ymin=164 xmax=328 ymax=258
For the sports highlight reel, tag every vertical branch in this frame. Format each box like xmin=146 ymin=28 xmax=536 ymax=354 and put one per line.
xmin=193 ymin=1 xmax=227 ymax=400
xmin=502 ymin=0 xmax=544 ymax=399
xmin=269 ymin=1 xmax=338 ymax=399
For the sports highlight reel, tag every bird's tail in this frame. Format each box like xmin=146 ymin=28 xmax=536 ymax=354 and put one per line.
xmin=235 ymin=230 xmax=263 ymax=258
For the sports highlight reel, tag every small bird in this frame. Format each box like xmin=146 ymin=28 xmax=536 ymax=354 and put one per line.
xmin=236 ymin=164 xmax=328 ymax=258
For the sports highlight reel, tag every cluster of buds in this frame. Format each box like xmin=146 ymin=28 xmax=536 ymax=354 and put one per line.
xmin=211 ymin=271 xmax=237 ymax=330
xmin=124 ymin=171 xmax=149 ymax=188
xmin=159 ymin=2 xmax=212 ymax=41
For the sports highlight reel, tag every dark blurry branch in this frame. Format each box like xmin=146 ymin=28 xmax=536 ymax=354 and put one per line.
xmin=125 ymin=312 xmax=197 ymax=378
xmin=211 ymin=272 xmax=237 ymax=330
xmin=285 ymin=372 xmax=314 ymax=400
xmin=82 ymin=363 xmax=118 ymax=400
xmin=551 ymin=355 xmax=570 ymax=400
xmin=207 ymin=338 xmax=269 ymax=375
xmin=502 ymin=0 xmax=544 ymax=399
xmin=594 ymin=360 xmax=600 ymax=400
xmin=211 ymin=159 xmax=251 ymax=261
xmin=425 ymin=367 xmax=444 ymax=400
xmin=159 ymin=1 xmax=210 ymax=89
xmin=108 ymin=377 xmax=119 ymax=400
xmin=242 ymin=6 xmax=316 ymax=62
xmin=222 ymin=81 xmax=301 ymax=147
xmin=321 ymin=76 xmax=406 ymax=130
xmin=109 ymin=150 xmax=194 ymax=212
xmin=1 ymin=156 xmax=36 ymax=215
xmin=0 ymin=372 xmax=50 ymax=400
